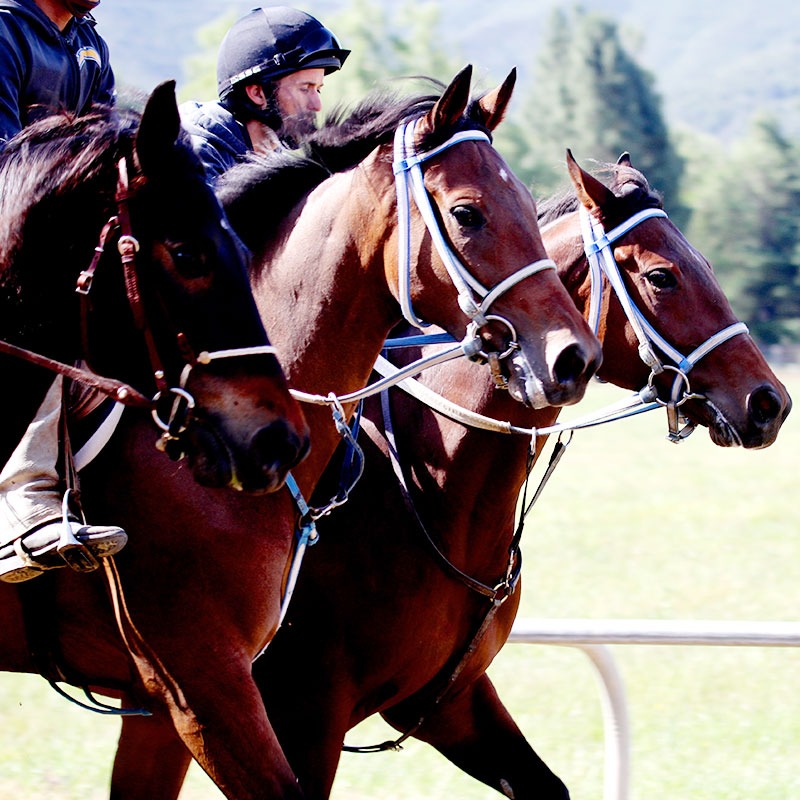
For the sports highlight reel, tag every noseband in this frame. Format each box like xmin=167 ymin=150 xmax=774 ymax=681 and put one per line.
xmin=580 ymin=205 xmax=749 ymax=441
xmin=393 ymin=118 xmax=556 ymax=379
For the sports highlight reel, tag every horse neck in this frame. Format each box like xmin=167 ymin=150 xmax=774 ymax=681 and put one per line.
xmin=251 ymin=168 xmax=399 ymax=490
xmin=387 ymin=355 xmax=562 ymax=572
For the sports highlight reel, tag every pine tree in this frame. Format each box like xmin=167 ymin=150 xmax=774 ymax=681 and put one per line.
xmin=515 ymin=6 xmax=684 ymax=216
xmin=687 ymin=116 xmax=800 ymax=344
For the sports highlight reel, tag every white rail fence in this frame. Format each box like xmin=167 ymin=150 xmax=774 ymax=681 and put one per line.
xmin=508 ymin=618 xmax=800 ymax=800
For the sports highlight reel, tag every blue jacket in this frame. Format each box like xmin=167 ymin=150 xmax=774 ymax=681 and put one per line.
xmin=0 ymin=0 xmax=115 ymax=146
xmin=179 ymin=100 xmax=252 ymax=187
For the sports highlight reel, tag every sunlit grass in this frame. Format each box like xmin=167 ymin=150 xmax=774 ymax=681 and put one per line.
xmin=1 ymin=370 xmax=797 ymax=799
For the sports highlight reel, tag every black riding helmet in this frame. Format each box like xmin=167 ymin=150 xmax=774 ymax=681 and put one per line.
xmin=217 ymin=7 xmax=350 ymax=102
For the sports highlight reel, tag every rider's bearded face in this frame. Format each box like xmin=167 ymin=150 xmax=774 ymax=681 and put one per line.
xmin=273 ymin=68 xmax=325 ymax=147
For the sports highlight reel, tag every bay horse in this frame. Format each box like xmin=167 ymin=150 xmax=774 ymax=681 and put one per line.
xmin=0 ymin=79 xmax=308 ymax=790
xmin=112 ymin=150 xmax=790 ymax=799
xmin=7 ymin=67 xmax=602 ymax=799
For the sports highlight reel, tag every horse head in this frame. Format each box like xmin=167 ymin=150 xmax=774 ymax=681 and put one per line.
xmin=130 ymin=82 xmax=311 ymax=489
xmin=389 ymin=66 xmax=602 ymax=408
xmin=555 ymin=149 xmax=790 ymax=448
xmin=0 ymin=82 xmax=309 ymax=491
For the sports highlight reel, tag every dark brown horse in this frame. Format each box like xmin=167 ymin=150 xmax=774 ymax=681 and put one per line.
xmin=113 ymin=150 xmax=790 ymax=799
xmin=0 ymin=81 xmax=308 ymax=483
xmin=0 ymin=79 xmax=309 ymax=792
xmin=5 ymin=68 xmax=602 ymax=799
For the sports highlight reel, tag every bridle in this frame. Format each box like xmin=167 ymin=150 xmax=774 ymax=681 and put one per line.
xmin=393 ymin=117 xmax=557 ymax=383
xmin=579 ymin=205 xmax=748 ymax=442
xmin=3 ymin=155 xmax=278 ymax=457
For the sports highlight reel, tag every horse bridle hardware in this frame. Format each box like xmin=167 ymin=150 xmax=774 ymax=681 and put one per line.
xmin=579 ymin=205 xmax=749 ymax=442
xmin=393 ymin=118 xmax=557 ymax=387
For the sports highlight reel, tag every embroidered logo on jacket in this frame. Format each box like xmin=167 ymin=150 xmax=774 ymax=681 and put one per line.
xmin=76 ymin=46 xmax=102 ymax=69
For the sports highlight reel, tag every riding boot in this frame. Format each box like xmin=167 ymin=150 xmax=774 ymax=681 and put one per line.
xmin=0 ymin=375 xmax=127 ymax=583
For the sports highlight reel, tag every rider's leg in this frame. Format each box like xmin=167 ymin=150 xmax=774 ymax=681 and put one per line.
xmin=0 ymin=376 xmax=127 ymax=583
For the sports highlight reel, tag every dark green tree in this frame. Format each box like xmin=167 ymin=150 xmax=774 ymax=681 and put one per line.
xmin=514 ymin=6 xmax=684 ymax=218
xmin=686 ymin=116 xmax=800 ymax=344
xmin=322 ymin=0 xmax=465 ymax=111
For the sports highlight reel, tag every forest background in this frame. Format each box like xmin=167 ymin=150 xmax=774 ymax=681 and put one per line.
xmin=95 ymin=0 xmax=800 ymax=351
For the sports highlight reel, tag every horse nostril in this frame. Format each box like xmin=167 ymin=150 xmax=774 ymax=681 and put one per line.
xmin=748 ymin=385 xmax=785 ymax=427
xmin=251 ymin=421 xmax=308 ymax=472
xmin=553 ymin=343 xmax=591 ymax=386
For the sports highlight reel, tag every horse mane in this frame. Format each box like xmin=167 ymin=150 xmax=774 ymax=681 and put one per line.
xmin=217 ymin=78 xmax=492 ymax=253
xmin=537 ymin=160 xmax=664 ymax=226
xmin=0 ymin=107 xmax=140 ymax=271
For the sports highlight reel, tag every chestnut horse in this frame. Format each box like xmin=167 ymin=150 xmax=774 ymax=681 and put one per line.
xmin=7 ymin=68 xmax=601 ymax=799
xmin=112 ymin=150 xmax=790 ymax=799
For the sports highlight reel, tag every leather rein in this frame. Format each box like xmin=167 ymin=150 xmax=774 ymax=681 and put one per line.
xmin=1 ymin=157 xmax=161 ymax=411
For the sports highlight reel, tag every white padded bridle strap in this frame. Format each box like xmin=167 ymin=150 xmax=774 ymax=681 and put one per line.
xmin=393 ymin=118 xmax=555 ymax=328
xmin=580 ymin=205 xmax=748 ymax=375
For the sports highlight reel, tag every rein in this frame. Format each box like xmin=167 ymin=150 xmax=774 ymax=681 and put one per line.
xmin=3 ymin=156 xmax=279 ymax=461
xmin=342 ymin=390 xmax=523 ymax=755
xmin=343 ymin=203 xmax=753 ymax=751
xmin=13 ymin=156 xmax=277 ymax=717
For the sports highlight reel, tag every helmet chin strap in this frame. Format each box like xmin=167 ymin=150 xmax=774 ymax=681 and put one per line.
xmin=64 ymin=0 xmax=101 ymax=18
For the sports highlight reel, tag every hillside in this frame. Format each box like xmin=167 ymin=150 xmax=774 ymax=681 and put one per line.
xmin=95 ymin=0 xmax=800 ymax=141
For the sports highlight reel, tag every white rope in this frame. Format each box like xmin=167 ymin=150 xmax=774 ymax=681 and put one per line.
xmin=196 ymin=345 xmax=278 ymax=362
xmin=290 ymin=343 xmax=465 ymax=406
xmin=372 ymin=354 xmax=660 ymax=438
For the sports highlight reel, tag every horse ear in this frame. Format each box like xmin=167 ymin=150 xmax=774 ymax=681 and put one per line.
xmin=616 ymin=151 xmax=632 ymax=167
xmin=426 ymin=65 xmax=473 ymax=132
xmin=135 ymin=80 xmax=181 ymax=177
xmin=474 ymin=67 xmax=516 ymax=131
xmin=566 ymin=148 xmax=615 ymax=215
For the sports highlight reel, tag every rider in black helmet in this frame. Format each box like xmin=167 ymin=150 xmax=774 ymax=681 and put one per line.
xmin=180 ymin=6 xmax=349 ymax=186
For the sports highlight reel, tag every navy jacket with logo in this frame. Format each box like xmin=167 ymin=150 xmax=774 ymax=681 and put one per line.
xmin=0 ymin=0 xmax=115 ymax=146
xmin=179 ymin=100 xmax=253 ymax=187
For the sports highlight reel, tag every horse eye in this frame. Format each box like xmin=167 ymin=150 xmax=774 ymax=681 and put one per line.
xmin=646 ymin=268 xmax=677 ymax=290
xmin=171 ymin=245 xmax=210 ymax=279
xmin=451 ymin=205 xmax=485 ymax=229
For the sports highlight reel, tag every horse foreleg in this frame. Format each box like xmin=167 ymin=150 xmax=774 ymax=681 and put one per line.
xmin=111 ymin=708 xmax=191 ymax=800
xmin=382 ymin=673 xmax=569 ymax=800
xmin=155 ymin=662 xmax=304 ymax=800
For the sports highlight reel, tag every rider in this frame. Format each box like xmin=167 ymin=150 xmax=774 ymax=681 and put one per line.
xmin=0 ymin=0 xmax=115 ymax=146
xmin=0 ymin=0 xmax=126 ymax=583
xmin=180 ymin=6 xmax=349 ymax=185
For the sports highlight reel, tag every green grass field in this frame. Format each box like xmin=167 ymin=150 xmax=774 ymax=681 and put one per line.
xmin=1 ymin=370 xmax=798 ymax=799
